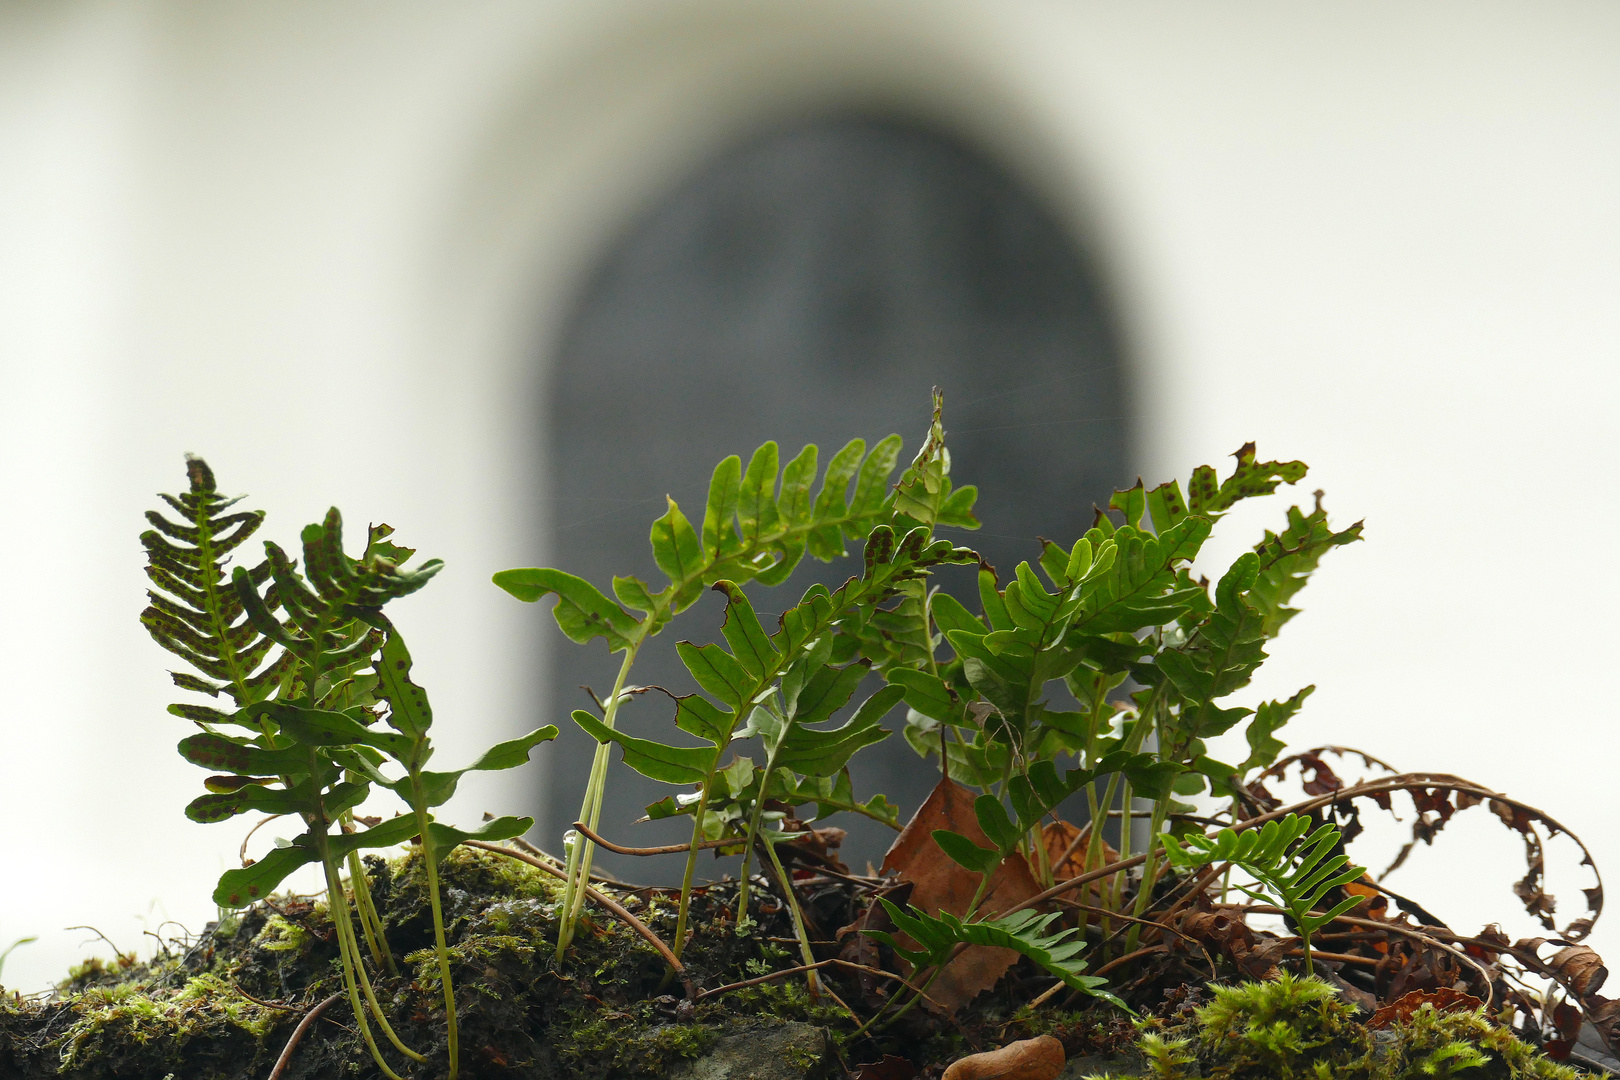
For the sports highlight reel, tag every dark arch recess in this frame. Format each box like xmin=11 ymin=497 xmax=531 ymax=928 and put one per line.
xmin=540 ymin=115 xmax=1131 ymax=878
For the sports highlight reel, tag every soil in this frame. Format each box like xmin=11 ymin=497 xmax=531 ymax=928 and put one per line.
xmin=0 ymin=846 xmax=1135 ymax=1080
xmin=0 ymin=844 xmax=1597 ymax=1080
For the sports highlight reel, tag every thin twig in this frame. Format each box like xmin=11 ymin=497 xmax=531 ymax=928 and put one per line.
xmin=1243 ymin=904 xmax=1495 ymax=1009
xmin=695 ymin=958 xmax=911 ymax=1001
xmin=1292 ymin=949 xmax=1380 ymax=968
xmin=64 ymin=926 xmax=127 ymax=961
xmin=502 ymin=833 xmax=643 ymax=887
xmin=464 ymin=840 xmax=695 ymax=998
xmin=1090 ymin=944 xmax=1167 ymax=980
xmin=508 ymin=835 xmax=550 ymax=860
xmin=573 ymin=820 xmax=807 ymax=857
xmin=1004 ymin=852 xmax=1151 ymax=918
xmin=267 ymin=992 xmax=343 ymax=1080
xmin=1050 ymin=898 xmax=1216 ymax=977
xmin=231 ymin=983 xmax=307 ymax=1012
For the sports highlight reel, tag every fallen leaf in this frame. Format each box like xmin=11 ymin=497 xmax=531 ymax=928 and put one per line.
xmin=1033 ymin=819 xmax=1116 ymax=886
xmin=881 ymin=775 xmax=1042 ymax=1014
xmin=1297 ymin=751 xmax=1342 ymax=796
xmin=1368 ymin=987 xmax=1484 ymax=1030
xmin=1585 ymin=995 xmax=1620 ymax=1059
xmin=1168 ymin=906 xmax=1281 ymax=981
xmin=1543 ymin=1000 xmax=1584 ymax=1061
xmin=852 ymin=1055 xmax=918 ymax=1080
xmin=780 ymin=825 xmax=851 ymax=876
xmin=941 ymin=1036 xmax=1064 ymax=1080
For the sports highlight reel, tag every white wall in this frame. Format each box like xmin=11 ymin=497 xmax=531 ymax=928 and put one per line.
xmin=0 ymin=0 xmax=1615 ymax=993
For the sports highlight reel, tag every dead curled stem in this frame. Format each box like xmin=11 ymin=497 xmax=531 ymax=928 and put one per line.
xmin=267 ymin=992 xmax=344 ymax=1080
xmin=239 ymin=814 xmax=284 ymax=865
xmin=1000 ymin=775 xmax=1602 ymax=933
xmin=463 ymin=840 xmax=696 ymax=998
xmin=1240 ymin=903 xmax=1496 ymax=1010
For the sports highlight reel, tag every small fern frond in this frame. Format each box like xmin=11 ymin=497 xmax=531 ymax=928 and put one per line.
xmin=141 ymin=456 xmax=284 ymax=707
xmin=1163 ymin=813 xmax=1365 ymax=972
xmin=864 ymin=899 xmax=1129 ymax=1011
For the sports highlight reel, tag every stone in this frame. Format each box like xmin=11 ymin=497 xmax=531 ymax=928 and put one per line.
xmin=1057 ymin=1052 xmax=1145 ymax=1079
xmin=668 ymin=1021 xmax=836 ymax=1080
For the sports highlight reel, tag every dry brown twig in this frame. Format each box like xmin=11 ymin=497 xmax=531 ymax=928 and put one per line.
xmin=267 ymin=992 xmax=343 ymax=1080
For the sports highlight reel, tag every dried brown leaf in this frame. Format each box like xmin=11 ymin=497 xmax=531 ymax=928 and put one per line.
xmin=1168 ymin=907 xmax=1279 ymax=981
xmin=881 ymin=775 xmax=1042 ymax=1014
xmin=853 ymin=1056 xmax=918 ymax=1080
xmin=1367 ymin=987 xmax=1485 ymax=1030
xmin=1548 ymin=944 xmax=1609 ymax=997
xmin=837 ymin=882 xmax=912 ymax=1010
xmin=1034 ymin=819 xmax=1115 ymax=887
xmin=941 ymin=1036 xmax=1064 ymax=1080
xmin=1276 ymin=773 xmax=1601 ymax=943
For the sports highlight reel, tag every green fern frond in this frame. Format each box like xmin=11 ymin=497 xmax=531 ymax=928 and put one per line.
xmin=864 ymin=898 xmax=1128 ymax=1012
xmin=1163 ymin=814 xmax=1365 ymax=973
xmin=141 ymin=456 xmax=289 ymax=707
xmin=493 ymin=432 xmax=910 ymax=652
xmin=234 ymin=512 xmax=443 ymax=683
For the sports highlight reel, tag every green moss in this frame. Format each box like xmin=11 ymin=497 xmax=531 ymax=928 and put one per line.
xmin=54 ymin=969 xmax=282 ymax=1072
xmin=396 ymin=843 xmax=564 ymax=906
xmin=560 ymin=1014 xmax=718 ymax=1076
xmin=1082 ymin=975 xmax=1590 ymax=1080
xmin=249 ymin=913 xmax=308 ymax=954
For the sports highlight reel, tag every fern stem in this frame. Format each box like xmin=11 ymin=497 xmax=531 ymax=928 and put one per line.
xmin=1083 ymin=770 xmax=1125 ymax=947
xmin=869 ymin=961 xmax=947 ymax=1036
xmin=1123 ymin=799 xmax=1170 ymax=955
xmin=733 ymin=767 xmax=777 ymax=924
xmin=760 ymin=833 xmax=822 ymax=997
xmin=410 ymin=790 xmax=459 ymax=1080
xmin=556 ymin=644 xmax=640 ymax=959
xmin=318 ymin=841 xmax=408 ymax=1080
xmin=672 ymin=765 xmax=718 ymax=960
xmin=329 ymin=853 xmax=425 ymax=1064
xmin=345 ymin=844 xmax=393 ymax=975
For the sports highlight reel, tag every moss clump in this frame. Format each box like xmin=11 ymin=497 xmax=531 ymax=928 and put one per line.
xmin=40 ymin=952 xmax=287 ymax=1079
xmin=562 ymin=1016 xmax=719 ymax=1076
xmin=1082 ymin=973 xmax=1589 ymax=1080
xmin=0 ymin=845 xmax=840 ymax=1079
xmin=249 ymin=914 xmax=308 ymax=955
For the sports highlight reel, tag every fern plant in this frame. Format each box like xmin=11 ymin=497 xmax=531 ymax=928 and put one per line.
xmin=495 ymin=390 xmax=978 ymax=960
xmin=839 ymin=443 xmax=1360 ymax=967
xmin=1161 ymin=813 xmax=1366 ymax=974
xmin=563 ymin=511 xmax=977 ymax=966
xmin=144 ymin=458 xmax=553 ymax=1080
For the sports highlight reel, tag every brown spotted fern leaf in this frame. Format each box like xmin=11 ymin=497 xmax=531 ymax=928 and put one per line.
xmin=141 ymin=456 xmax=292 ymax=721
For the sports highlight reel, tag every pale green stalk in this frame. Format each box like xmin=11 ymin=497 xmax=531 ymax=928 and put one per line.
xmin=342 ymin=811 xmax=394 ymax=976
xmin=672 ymin=774 xmax=716 ymax=959
xmin=320 ymin=855 xmax=402 ymax=1080
xmin=733 ymin=752 xmax=776 ymax=922
xmin=761 ymin=832 xmax=822 ymax=997
xmin=556 ymin=645 xmax=640 ymax=958
xmin=1123 ymin=799 xmax=1171 ymax=955
xmin=318 ymin=836 xmax=425 ymax=1080
xmin=409 ymin=777 xmax=459 ymax=1080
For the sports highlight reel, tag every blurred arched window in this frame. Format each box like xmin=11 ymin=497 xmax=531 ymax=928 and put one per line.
xmin=543 ymin=116 xmax=1130 ymax=875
